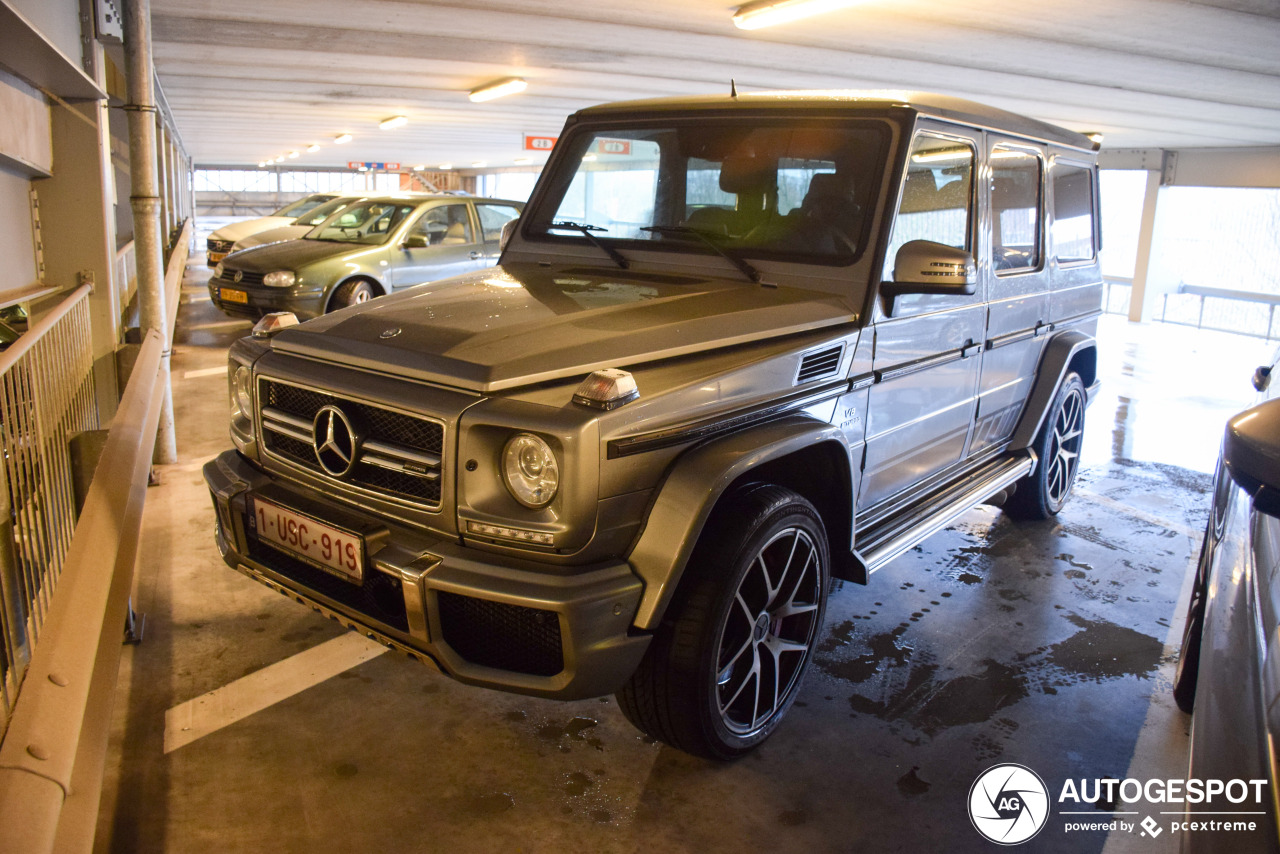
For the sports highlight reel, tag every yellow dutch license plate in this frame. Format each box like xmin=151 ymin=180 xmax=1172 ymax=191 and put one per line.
xmin=220 ymin=287 xmax=248 ymax=304
xmin=250 ymin=497 xmax=364 ymax=582
xmin=208 ymin=251 xmax=227 ymax=263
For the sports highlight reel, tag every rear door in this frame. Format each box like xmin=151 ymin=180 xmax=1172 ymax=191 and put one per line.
xmin=474 ymin=202 xmax=523 ymax=265
xmin=860 ymin=127 xmax=986 ymax=508
xmin=971 ymin=138 xmax=1051 ymax=455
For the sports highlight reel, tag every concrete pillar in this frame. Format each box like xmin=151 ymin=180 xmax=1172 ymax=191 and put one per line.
xmin=1127 ymin=170 xmax=1183 ymax=324
xmin=123 ymin=0 xmax=177 ymax=463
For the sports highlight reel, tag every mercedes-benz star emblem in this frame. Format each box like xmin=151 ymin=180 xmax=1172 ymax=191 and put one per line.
xmin=312 ymin=405 xmax=360 ymax=478
xmin=379 ymin=327 xmax=402 ymax=339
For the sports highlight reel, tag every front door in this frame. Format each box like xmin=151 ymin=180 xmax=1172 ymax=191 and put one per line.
xmin=860 ymin=128 xmax=986 ymax=509
xmin=390 ymin=202 xmax=484 ymax=289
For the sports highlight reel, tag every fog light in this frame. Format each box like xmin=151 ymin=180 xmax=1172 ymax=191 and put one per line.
xmin=467 ymin=521 xmax=554 ymax=546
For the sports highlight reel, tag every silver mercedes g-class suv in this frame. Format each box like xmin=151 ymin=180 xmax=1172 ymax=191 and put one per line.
xmin=204 ymin=91 xmax=1102 ymax=759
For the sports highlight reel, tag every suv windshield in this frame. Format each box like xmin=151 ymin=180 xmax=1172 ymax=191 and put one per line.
xmin=305 ymin=201 xmax=418 ymax=245
xmin=525 ymin=120 xmax=888 ymax=265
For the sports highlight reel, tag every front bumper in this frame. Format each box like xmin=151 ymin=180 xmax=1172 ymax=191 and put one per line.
xmin=203 ymin=450 xmax=650 ymax=700
xmin=207 ymin=279 xmax=327 ymax=320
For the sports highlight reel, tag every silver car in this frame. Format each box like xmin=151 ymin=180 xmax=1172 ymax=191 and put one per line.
xmin=205 ymin=91 xmax=1103 ymax=759
xmin=208 ymin=194 xmax=524 ymax=318
xmin=1174 ymin=350 xmax=1280 ymax=852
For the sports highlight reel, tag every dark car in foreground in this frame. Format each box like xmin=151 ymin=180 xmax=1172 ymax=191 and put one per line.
xmin=1175 ymin=349 xmax=1280 ymax=852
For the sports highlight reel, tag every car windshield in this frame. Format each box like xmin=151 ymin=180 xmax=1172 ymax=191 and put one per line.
xmin=524 ymin=119 xmax=889 ymax=265
xmin=292 ymin=196 xmax=356 ymax=226
xmin=271 ymin=194 xmax=336 ymax=218
xmin=305 ymin=201 xmax=418 ymax=245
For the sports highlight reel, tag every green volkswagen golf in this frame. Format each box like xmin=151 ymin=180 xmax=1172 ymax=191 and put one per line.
xmin=209 ymin=194 xmax=523 ymax=319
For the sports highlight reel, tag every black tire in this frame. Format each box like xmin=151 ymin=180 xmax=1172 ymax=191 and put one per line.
xmin=329 ymin=278 xmax=377 ymax=312
xmin=616 ymin=485 xmax=830 ymax=760
xmin=1173 ymin=458 xmax=1230 ymax=713
xmin=1006 ymin=372 xmax=1086 ymax=520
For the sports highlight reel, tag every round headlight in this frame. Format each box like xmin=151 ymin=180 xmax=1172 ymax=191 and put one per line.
xmin=263 ymin=270 xmax=297 ymax=288
xmin=232 ymin=364 xmax=253 ymax=418
xmin=214 ymin=261 xmax=225 ymax=279
xmin=502 ymin=433 xmax=559 ymax=508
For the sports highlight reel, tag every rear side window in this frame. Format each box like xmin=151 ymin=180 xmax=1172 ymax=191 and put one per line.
xmin=991 ymin=147 xmax=1041 ymax=273
xmin=476 ymin=203 xmax=522 ymax=242
xmin=1052 ymin=162 xmax=1096 ymax=262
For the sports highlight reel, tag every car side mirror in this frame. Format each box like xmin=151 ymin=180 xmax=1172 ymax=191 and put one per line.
xmin=882 ymin=240 xmax=978 ymax=300
xmin=1225 ymin=397 xmax=1280 ymax=517
xmin=500 ymin=217 xmax=520 ymax=253
xmin=1254 ymin=365 xmax=1272 ymax=392
xmin=402 ymin=234 xmax=429 ymax=250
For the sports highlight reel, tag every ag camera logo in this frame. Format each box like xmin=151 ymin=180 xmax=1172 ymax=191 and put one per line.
xmin=969 ymin=764 xmax=1050 ymax=845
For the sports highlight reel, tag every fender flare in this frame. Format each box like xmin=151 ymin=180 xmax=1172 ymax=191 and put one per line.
xmin=626 ymin=414 xmax=854 ymax=630
xmin=1010 ymin=330 xmax=1098 ymax=450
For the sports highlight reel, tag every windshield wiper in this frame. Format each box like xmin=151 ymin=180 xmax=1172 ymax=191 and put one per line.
xmin=640 ymin=225 xmax=764 ymax=284
xmin=549 ymin=221 xmax=629 ymax=270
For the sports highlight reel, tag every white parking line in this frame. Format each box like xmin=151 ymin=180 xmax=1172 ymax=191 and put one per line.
xmin=1074 ymin=487 xmax=1202 ymax=540
xmin=182 ymin=367 xmax=226 ymax=379
xmin=164 ymin=632 xmax=388 ymax=753
xmin=186 ymin=319 xmax=252 ymax=332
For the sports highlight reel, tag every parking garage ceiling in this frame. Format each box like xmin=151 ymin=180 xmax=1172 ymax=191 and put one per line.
xmin=149 ymin=0 xmax=1280 ymax=169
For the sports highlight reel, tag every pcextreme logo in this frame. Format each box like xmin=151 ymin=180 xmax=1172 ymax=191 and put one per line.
xmin=968 ymin=764 xmax=1270 ymax=845
xmin=969 ymin=764 xmax=1050 ymax=845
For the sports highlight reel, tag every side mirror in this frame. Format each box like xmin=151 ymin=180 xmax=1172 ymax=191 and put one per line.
xmin=1225 ymin=397 xmax=1280 ymax=517
xmin=882 ymin=240 xmax=978 ymax=299
xmin=1254 ymin=365 xmax=1272 ymax=393
xmin=500 ymin=217 xmax=520 ymax=253
xmin=402 ymin=234 xmax=429 ymax=250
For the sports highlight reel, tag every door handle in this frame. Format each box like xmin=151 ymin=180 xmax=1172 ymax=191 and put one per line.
xmin=469 ymin=251 xmax=482 ymax=260
xmin=960 ymin=339 xmax=982 ymax=359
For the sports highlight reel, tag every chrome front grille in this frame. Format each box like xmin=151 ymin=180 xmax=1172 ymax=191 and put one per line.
xmin=258 ymin=378 xmax=445 ymax=509
xmin=208 ymin=238 xmax=234 ymax=253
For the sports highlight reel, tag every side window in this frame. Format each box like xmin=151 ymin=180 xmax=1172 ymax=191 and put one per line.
xmin=1051 ymin=162 xmax=1096 ymax=263
xmin=408 ymin=204 xmax=473 ymax=246
xmin=888 ymin=135 xmax=975 ymax=262
xmin=991 ymin=147 xmax=1042 ymax=273
xmin=475 ymin=203 xmax=521 ymax=243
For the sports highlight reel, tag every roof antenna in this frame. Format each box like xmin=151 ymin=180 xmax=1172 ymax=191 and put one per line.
xmin=730 ymin=79 xmax=738 ymax=99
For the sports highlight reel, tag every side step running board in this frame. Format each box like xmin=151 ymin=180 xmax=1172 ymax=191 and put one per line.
xmin=852 ymin=454 xmax=1035 ymax=578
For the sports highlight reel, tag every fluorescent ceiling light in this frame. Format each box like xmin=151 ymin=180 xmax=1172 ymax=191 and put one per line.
xmin=334 ymin=133 xmax=352 ymax=144
xmin=469 ymin=77 xmax=527 ymax=103
xmin=275 ymin=156 xmax=285 ymax=163
xmin=307 ymin=143 xmax=321 ymax=152
xmin=412 ymin=164 xmax=425 ymax=170
xmin=379 ymin=115 xmax=408 ymax=130
xmin=471 ymin=161 xmax=488 ymax=168
xmin=732 ymin=0 xmax=863 ymax=30
xmin=287 ymin=150 xmax=299 ymax=159
xmin=513 ymin=157 xmax=531 ymax=164
xmin=438 ymin=163 xmax=453 ymax=170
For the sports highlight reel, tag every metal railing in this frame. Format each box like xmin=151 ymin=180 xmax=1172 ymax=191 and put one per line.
xmin=0 ymin=218 xmax=190 ymax=853
xmin=1162 ymin=283 xmax=1280 ymax=341
xmin=0 ymin=286 xmax=99 ymax=725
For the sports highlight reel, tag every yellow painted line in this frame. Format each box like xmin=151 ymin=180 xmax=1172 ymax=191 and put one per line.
xmin=164 ymin=632 xmax=388 ymax=753
xmin=182 ymin=367 xmax=226 ymax=379
xmin=1074 ymin=487 xmax=1201 ymax=540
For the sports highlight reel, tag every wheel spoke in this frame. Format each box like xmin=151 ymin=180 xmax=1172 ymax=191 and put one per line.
xmin=720 ymin=646 xmax=760 ymax=712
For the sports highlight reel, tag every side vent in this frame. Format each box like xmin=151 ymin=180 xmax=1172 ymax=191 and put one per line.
xmin=796 ymin=344 xmax=844 ymax=385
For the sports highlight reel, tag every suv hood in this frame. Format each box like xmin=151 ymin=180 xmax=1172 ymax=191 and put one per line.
xmin=269 ymin=263 xmax=860 ymax=392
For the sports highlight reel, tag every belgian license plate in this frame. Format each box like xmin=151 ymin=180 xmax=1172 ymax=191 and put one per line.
xmin=209 ymin=251 xmax=227 ymax=263
xmin=220 ymin=287 xmax=248 ymax=304
xmin=250 ymin=497 xmax=364 ymax=582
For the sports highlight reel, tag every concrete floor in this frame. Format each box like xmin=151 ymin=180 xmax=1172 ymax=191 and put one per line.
xmin=95 ymin=247 xmax=1277 ymax=853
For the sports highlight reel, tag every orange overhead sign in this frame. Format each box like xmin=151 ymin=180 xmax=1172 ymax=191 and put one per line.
xmin=524 ymin=135 xmax=558 ymax=151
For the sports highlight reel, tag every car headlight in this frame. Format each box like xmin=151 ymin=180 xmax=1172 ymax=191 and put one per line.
xmin=214 ymin=261 xmax=225 ymax=278
xmin=263 ymin=270 xmax=296 ymax=288
xmin=231 ymin=364 xmax=254 ymax=419
xmin=502 ymin=433 xmax=559 ymax=508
